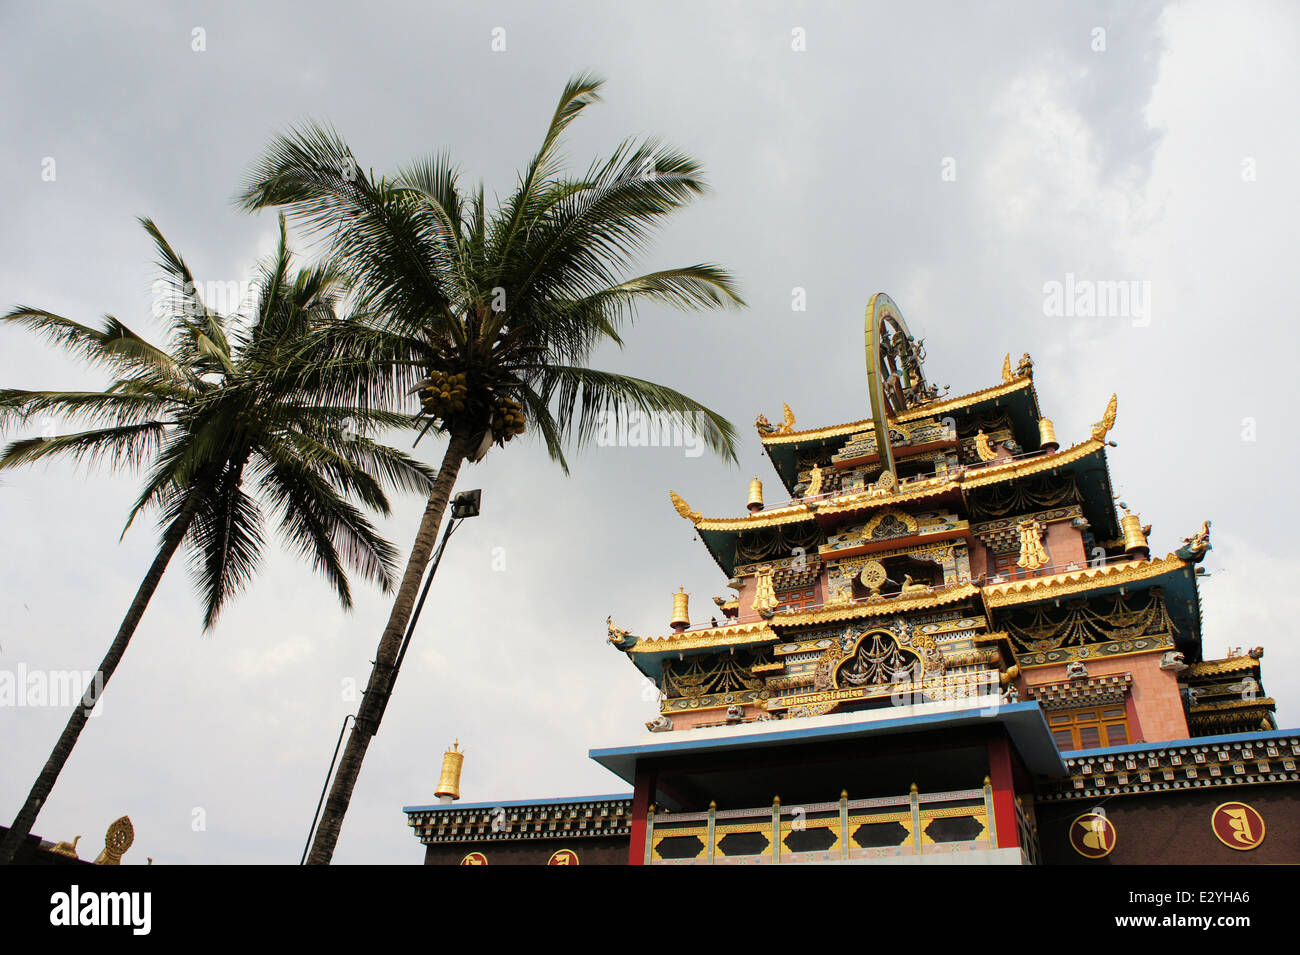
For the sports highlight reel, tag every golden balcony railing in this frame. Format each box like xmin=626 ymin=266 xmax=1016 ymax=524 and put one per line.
xmin=645 ymin=782 xmax=1002 ymax=864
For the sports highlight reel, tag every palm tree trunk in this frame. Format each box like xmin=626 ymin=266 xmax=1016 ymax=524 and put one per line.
xmin=0 ymin=492 xmax=203 ymax=864
xmin=305 ymin=432 xmax=470 ymax=864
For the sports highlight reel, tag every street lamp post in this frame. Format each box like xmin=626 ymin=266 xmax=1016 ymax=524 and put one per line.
xmin=373 ymin=489 xmax=482 ymax=730
xmin=300 ymin=489 xmax=481 ymax=864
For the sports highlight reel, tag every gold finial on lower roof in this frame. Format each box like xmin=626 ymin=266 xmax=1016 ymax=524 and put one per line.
xmin=436 ymin=741 xmax=464 ymax=804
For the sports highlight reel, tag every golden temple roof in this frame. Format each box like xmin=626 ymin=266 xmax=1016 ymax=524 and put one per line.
xmin=626 ymin=620 xmax=779 ymax=654
xmin=894 ymin=375 xmax=1035 ymax=423
xmin=756 ymin=376 xmax=1036 ymax=448
xmin=982 ymin=554 xmax=1188 ymax=608
xmin=1185 ymin=656 xmax=1260 ymax=678
xmin=623 ymin=583 xmax=984 ymax=653
xmin=674 ymin=437 xmax=1107 ymax=532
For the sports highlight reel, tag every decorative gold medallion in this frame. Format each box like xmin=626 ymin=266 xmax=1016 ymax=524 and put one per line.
xmin=460 ymin=851 xmax=488 ymax=865
xmin=1068 ymin=812 xmax=1116 ymax=859
xmin=1211 ymin=802 xmax=1264 ymax=850
xmin=859 ymin=560 xmax=888 ymax=594
xmin=548 ymin=849 xmax=579 ymax=865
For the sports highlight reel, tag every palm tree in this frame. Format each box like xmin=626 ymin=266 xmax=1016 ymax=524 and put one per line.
xmin=239 ymin=73 xmax=745 ymax=863
xmin=0 ymin=217 xmax=435 ymax=864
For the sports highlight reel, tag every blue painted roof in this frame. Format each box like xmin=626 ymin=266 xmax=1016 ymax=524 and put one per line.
xmin=588 ymin=700 xmax=1066 ymax=782
xmin=403 ymin=793 xmax=632 ymax=814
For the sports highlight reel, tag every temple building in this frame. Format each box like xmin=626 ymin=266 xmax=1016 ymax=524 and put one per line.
xmin=405 ymin=293 xmax=1297 ymax=865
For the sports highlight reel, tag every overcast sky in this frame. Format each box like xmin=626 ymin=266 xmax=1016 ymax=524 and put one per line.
xmin=2 ymin=1 xmax=1297 ymax=864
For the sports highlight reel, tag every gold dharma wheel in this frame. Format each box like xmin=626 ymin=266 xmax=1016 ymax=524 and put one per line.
xmin=859 ymin=560 xmax=888 ymax=593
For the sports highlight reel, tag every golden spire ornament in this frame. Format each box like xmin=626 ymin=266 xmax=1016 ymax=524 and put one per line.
xmin=670 ymin=587 xmax=690 ymax=631
xmin=436 ymin=741 xmax=464 ymax=804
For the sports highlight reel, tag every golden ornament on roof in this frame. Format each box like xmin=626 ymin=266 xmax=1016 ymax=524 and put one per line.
xmin=671 ymin=587 xmax=690 ymax=630
xmin=781 ymin=403 xmax=796 ymax=433
xmin=1038 ymin=417 xmax=1059 ymax=452
xmin=1091 ymin=394 xmax=1118 ymax=442
xmin=94 ymin=816 xmax=134 ymax=866
xmin=669 ymin=490 xmax=700 ymax=523
xmin=974 ymin=429 xmax=998 ymax=462
xmin=1121 ymin=510 xmax=1150 ymax=557
xmin=1001 ymin=353 xmax=1013 ymax=383
xmin=436 ymin=740 xmax=464 ymax=802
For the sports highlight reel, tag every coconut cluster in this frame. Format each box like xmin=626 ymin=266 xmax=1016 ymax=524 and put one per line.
xmin=417 ymin=371 xmax=468 ymax=419
xmin=491 ymin=396 xmax=526 ymax=441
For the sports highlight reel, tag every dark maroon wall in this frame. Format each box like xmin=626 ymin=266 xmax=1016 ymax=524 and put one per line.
xmin=1035 ymin=784 xmax=1299 ymax=865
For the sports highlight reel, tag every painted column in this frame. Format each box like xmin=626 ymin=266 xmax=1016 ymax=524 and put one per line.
xmin=986 ymin=737 xmax=1021 ymax=849
xmin=628 ymin=765 xmax=656 ymax=866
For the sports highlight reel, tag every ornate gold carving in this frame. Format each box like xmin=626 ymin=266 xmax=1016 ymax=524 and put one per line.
xmin=94 ymin=816 xmax=133 ymax=865
xmin=670 ymin=490 xmax=701 ymax=523
xmin=1016 ymin=353 xmax=1033 ymax=378
xmin=1181 ymin=521 xmax=1211 ymax=558
xmin=1091 ymin=394 xmax=1118 ymax=442
xmin=50 ymin=835 xmax=81 ymax=859
xmin=1001 ymin=353 xmax=1012 ymax=383
xmin=974 ymin=430 xmax=998 ymax=462
xmin=806 ymin=464 xmax=824 ymax=498
xmin=1015 ymin=518 xmax=1049 ymax=571
xmin=859 ymin=560 xmax=888 ymax=594
xmin=838 ymin=631 xmax=921 ymax=687
xmin=1004 ymin=589 xmax=1173 ymax=654
xmin=751 ymin=565 xmax=779 ymax=615
xmin=755 ymin=405 xmax=796 ymax=435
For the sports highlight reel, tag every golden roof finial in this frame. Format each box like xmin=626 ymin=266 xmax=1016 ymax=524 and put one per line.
xmin=50 ymin=835 xmax=81 ymax=859
xmin=669 ymin=490 xmax=701 ymax=523
xmin=1120 ymin=510 xmax=1149 ymax=559
xmin=671 ymin=587 xmax=690 ymax=631
xmin=781 ymin=403 xmax=796 ymax=433
xmin=436 ymin=741 xmax=464 ymax=803
xmin=1091 ymin=394 xmax=1118 ymax=443
xmin=1038 ymin=417 xmax=1059 ymax=452
xmin=747 ymin=477 xmax=764 ymax=512
xmin=94 ymin=816 xmax=133 ymax=865
xmin=1001 ymin=353 xmax=1012 ymax=383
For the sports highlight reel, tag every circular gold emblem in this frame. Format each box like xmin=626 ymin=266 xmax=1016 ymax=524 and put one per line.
xmin=548 ymin=849 xmax=579 ymax=865
xmin=860 ymin=560 xmax=888 ymax=592
xmin=459 ymin=851 xmax=488 ymax=865
xmin=1068 ymin=812 xmax=1116 ymax=859
xmin=1211 ymin=801 xmax=1265 ymax=850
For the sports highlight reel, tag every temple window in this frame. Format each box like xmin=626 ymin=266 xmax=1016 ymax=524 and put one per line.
xmin=1048 ymin=707 xmax=1130 ymax=751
